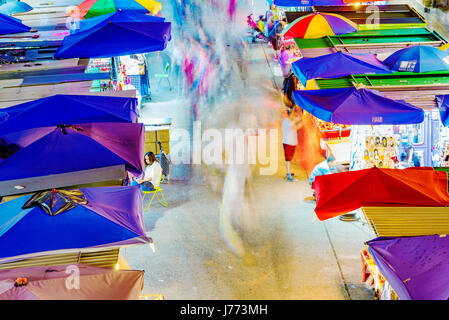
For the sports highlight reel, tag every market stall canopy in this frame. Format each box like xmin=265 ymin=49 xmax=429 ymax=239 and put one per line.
xmin=367 ymin=234 xmax=449 ymax=300
xmin=314 ymin=167 xmax=449 ymax=220
xmin=73 ymin=10 xmax=165 ymax=34
xmin=383 ymin=45 xmax=449 ymax=73
xmin=436 ymin=95 xmax=449 ymax=127
xmin=0 ymin=122 xmax=145 ymax=181
xmin=0 ymin=186 xmax=151 ymax=264
xmin=54 ymin=12 xmax=171 ymax=59
xmin=69 ymin=0 xmax=162 ymax=19
xmin=292 ymin=87 xmax=424 ymax=125
xmin=0 ymin=12 xmax=31 ymax=35
xmin=273 ymin=0 xmax=387 ymax=4
xmin=0 ymin=264 xmax=144 ymax=300
xmin=292 ymin=52 xmax=392 ymax=86
xmin=0 ymin=95 xmax=139 ymax=136
xmin=273 ymin=0 xmax=345 ymax=5
xmin=0 ymin=1 xmax=32 ymax=15
xmin=282 ymin=12 xmax=357 ymax=39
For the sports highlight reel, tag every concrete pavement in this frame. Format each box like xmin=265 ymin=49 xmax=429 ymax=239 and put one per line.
xmin=122 ymin=1 xmax=376 ymax=297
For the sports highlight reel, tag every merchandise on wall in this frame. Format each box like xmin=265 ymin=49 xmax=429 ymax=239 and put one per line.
xmin=350 ymin=125 xmax=400 ymax=170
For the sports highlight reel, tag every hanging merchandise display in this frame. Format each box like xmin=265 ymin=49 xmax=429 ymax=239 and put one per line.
xmin=350 ymin=125 xmax=400 ymax=170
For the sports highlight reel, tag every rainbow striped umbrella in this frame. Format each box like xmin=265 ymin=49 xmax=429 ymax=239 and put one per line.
xmin=69 ymin=0 xmax=162 ymax=19
xmin=282 ymin=12 xmax=358 ymax=39
xmin=439 ymin=43 xmax=449 ymax=52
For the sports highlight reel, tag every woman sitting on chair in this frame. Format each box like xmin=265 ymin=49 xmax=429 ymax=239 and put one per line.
xmin=131 ymin=152 xmax=163 ymax=191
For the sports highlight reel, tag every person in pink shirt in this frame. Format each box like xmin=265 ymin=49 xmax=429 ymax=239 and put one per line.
xmin=280 ymin=44 xmax=295 ymax=78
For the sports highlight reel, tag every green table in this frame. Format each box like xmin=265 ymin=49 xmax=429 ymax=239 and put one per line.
xmin=315 ymin=70 xmax=449 ymax=89
xmin=285 ymin=4 xmax=426 ymax=30
xmin=294 ymin=28 xmax=446 ymax=49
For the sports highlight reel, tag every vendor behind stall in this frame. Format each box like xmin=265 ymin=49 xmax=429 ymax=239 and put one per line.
xmin=309 ymin=155 xmax=345 ymax=197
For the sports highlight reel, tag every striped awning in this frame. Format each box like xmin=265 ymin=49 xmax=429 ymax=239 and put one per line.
xmin=0 ymin=248 xmax=120 ymax=271
xmin=362 ymin=206 xmax=449 ymax=237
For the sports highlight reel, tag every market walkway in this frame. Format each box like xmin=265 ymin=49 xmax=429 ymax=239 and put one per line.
xmin=121 ymin=1 xmax=375 ymax=299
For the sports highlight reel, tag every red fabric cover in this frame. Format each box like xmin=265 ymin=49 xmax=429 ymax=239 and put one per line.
xmin=314 ymin=167 xmax=449 ymax=220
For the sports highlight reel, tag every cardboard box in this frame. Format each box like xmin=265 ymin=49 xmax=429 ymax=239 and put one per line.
xmin=156 ymin=129 xmax=170 ymax=142
xmin=145 ymin=130 xmax=157 ymax=143
xmin=156 ymin=142 xmax=170 ymax=154
xmin=144 ymin=142 xmax=158 ymax=155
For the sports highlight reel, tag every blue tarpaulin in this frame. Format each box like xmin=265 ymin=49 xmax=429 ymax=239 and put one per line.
xmin=292 ymin=52 xmax=392 ymax=86
xmin=54 ymin=11 xmax=171 ymax=59
xmin=0 ymin=95 xmax=138 ymax=135
xmin=292 ymin=87 xmax=424 ymax=125
xmin=0 ymin=12 xmax=31 ymax=35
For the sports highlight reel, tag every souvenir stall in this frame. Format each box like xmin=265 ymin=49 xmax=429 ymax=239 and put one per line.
xmin=314 ymin=120 xmax=352 ymax=165
xmin=360 ymin=248 xmax=396 ymax=300
xmin=350 ymin=109 xmax=443 ymax=170
xmin=292 ymin=87 xmax=424 ymax=168
xmin=86 ymin=58 xmax=114 ymax=92
xmin=349 ymin=125 xmax=400 ymax=170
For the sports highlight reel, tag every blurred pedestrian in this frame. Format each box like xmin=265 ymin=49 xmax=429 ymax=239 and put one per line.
xmin=309 ymin=155 xmax=345 ymax=198
xmin=280 ymin=44 xmax=294 ymax=78
xmin=282 ymin=106 xmax=303 ymax=181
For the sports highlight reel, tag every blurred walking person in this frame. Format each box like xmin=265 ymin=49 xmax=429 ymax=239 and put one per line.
xmin=282 ymin=106 xmax=302 ymax=181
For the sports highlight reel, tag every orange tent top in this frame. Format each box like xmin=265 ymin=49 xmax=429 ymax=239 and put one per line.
xmin=314 ymin=167 xmax=449 ymax=221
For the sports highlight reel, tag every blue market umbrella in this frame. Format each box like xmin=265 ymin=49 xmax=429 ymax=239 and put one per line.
xmin=292 ymin=51 xmax=392 ymax=86
xmin=0 ymin=94 xmax=139 ymax=136
xmin=72 ymin=10 xmax=165 ymax=34
xmin=0 ymin=186 xmax=151 ymax=264
xmin=54 ymin=11 xmax=171 ymax=59
xmin=0 ymin=12 xmax=31 ymax=35
xmin=0 ymin=1 xmax=32 ymax=15
xmin=383 ymin=45 xmax=449 ymax=73
xmin=292 ymin=87 xmax=424 ymax=125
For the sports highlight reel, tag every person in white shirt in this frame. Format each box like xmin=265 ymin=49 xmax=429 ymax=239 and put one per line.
xmin=282 ymin=106 xmax=303 ymax=181
xmin=131 ymin=152 xmax=163 ymax=191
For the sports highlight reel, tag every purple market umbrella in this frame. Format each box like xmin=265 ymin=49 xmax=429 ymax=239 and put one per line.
xmin=292 ymin=51 xmax=392 ymax=86
xmin=367 ymin=235 xmax=449 ymax=300
xmin=292 ymin=87 xmax=424 ymax=125
xmin=0 ymin=122 xmax=145 ymax=181
xmin=0 ymin=186 xmax=151 ymax=264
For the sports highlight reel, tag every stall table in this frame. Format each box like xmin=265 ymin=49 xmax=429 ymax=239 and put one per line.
xmin=285 ymin=4 xmax=426 ymax=30
xmin=294 ymin=28 xmax=446 ymax=58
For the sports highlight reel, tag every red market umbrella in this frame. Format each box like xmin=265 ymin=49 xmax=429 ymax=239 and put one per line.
xmin=314 ymin=167 xmax=449 ymax=220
